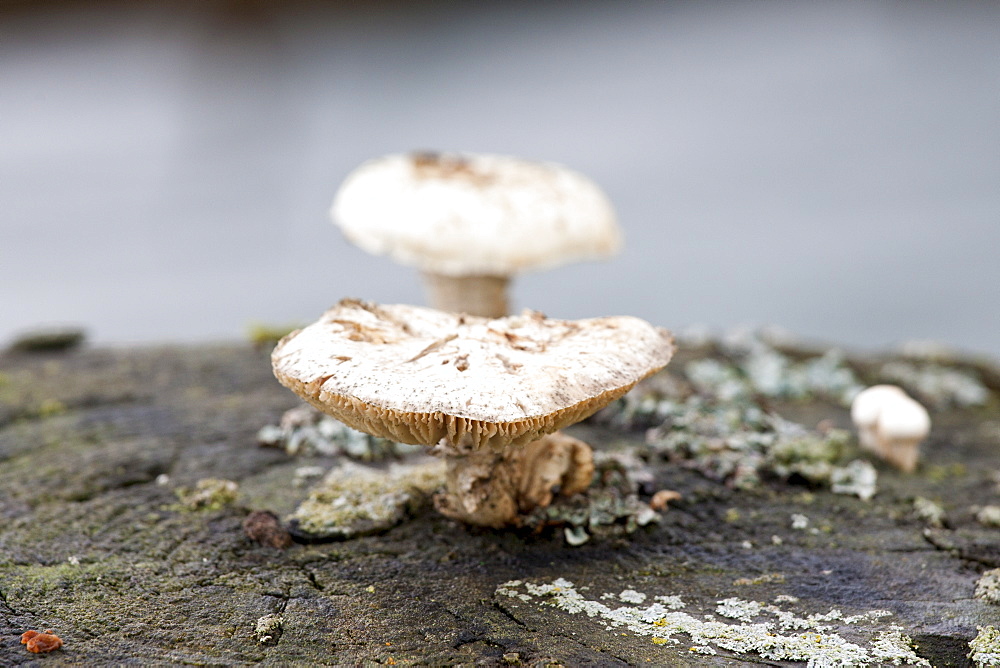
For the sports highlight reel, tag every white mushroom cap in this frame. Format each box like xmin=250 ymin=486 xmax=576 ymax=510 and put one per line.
xmin=850 ymin=385 xmax=908 ymax=431
xmin=876 ymin=394 xmax=931 ymax=441
xmin=272 ymin=299 xmax=674 ymax=451
xmin=331 ymin=152 xmax=621 ymax=277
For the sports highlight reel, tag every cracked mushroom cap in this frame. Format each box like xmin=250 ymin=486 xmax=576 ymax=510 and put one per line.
xmin=272 ymin=299 xmax=674 ymax=451
xmin=331 ymin=152 xmax=621 ymax=277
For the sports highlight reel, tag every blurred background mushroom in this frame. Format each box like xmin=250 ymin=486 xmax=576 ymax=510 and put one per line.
xmin=3 ymin=1 xmax=999 ymax=355
xmin=331 ymin=151 xmax=620 ymax=317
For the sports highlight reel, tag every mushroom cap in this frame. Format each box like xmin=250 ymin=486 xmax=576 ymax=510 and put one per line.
xmin=876 ymin=394 xmax=931 ymax=440
xmin=850 ymin=385 xmax=908 ymax=428
xmin=331 ymin=152 xmax=621 ymax=277
xmin=272 ymin=299 xmax=674 ymax=451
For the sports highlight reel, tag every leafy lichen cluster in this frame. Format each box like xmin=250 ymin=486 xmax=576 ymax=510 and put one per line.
xmin=684 ymin=329 xmax=864 ymax=406
xmin=970 ymin=626 xmax=1000 ymax=667
xmin=641 ymin=396 xmax=875 ymax=498
xmin=254 ymin=614 xmax=284 ymax=645
xmin=520 ymin=450 xmax=660 ymax=545
xmin=975 ymin=570 xmax=1000 ymax=605
xmin=879 ymin=361 xmax=989 ymax=409
xmin=593 ymin=330 xmax=899 ymax=498
xmin=174 ymin=478 xmax=239 ymax=511
xmin=289 ymin=459 xmax=445 ymax=539
xmin=497 ymin=578 xmax=929 ymax=666
xmin=258 ymin=404 xmax=422 ymax=460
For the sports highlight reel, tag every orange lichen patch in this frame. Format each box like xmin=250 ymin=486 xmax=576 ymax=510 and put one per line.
xmin=21 ymin=629 xmax=63 ymax=653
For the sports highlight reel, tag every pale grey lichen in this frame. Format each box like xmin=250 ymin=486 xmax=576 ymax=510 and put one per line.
xmin=830 ymin=460 xmax=878 ymax=501
xmin=895 ymin=339 xmax=957 ymax=362
xmin=734 ymin=573 xmax=785 ymax=586
xmin=879 ymin=361 xmax=989 ymax=409
xmin=290 ymin=459 xmax=445 ymax=539
xmin=496 ymin=579 xmax=928 ymax=666
xmin=970 ymin=626 xmax=1000 ymax=667
xmin=686 ymin=331 xmax=864 ymax=407
xmin=654 ymin=595 xmax=686 ymax=609
xmin=643 ymin=396 xmax=871 ymax=497
xmin=254 ymin=614 xmax=283 ymax=644
xmin=595 ymin=328 xmax=992 ymax=506
xmin=522 ymin=450 xmax=662 ymax=545
xmin=870 ymin=628 xmax=930 ymax=665
xmin=258 ymin=404 xmax=421 ymax=460
xmin=716 ymin=597 xmax=763 ymax=623
xmin=975 ymin=570 xmax=1000 ymax=605
xmin=293 ymin=465 xmax=326 ymax=486
xmin=976 ymin=506 xmax=1000 ymax=528
xmin=603 ymin=339 xmax=861 ymax=428
xmin=675 ymin=323 xmax=714 ymax=349
xmin=619 ymin=590 xmax=647 ymax=604
xmin=912 ymin=497 xmax=946 ymax=528
xmin=174 ymin=478 xmax=239 ymax=511
xmin=563 ymin=525 xmax=590 ymax=546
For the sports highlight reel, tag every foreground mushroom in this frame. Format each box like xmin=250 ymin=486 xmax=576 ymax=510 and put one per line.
xmin=851 ymin=385 xmax=931 ymax=472
xmin=331 ymin=152 xmax=621 ymax=317
xmin=272 ymin=299 xmax=674 ymax=527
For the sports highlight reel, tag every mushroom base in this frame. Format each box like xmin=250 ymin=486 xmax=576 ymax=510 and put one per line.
xmin=434 ymin=431 xmax=595 ymax=528
xmin=874 ymin=435 xmax=922 ymax=473
xmin=421 ymin=272 xmax=510 ymax=318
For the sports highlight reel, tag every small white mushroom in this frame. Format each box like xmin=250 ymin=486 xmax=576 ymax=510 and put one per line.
xmin=331 ymin=152 xmax=621 ymax=317
xmin=850 ymin=385 xmax=908 ymax=451
xmin=851 ymin=385 xmax=930 ymax=472
xmin=271 ymin=299 xmax=675 ymax=527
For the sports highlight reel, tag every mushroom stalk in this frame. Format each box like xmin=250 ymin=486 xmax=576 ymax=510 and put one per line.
xmin=434 ymin=432 xmax=595 ymax=528
xmin=421 ymin=272 xmax=510 ymax=318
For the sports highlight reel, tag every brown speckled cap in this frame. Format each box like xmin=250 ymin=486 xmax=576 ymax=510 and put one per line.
xmin=272 ymin=299 xmax=674 ymax=451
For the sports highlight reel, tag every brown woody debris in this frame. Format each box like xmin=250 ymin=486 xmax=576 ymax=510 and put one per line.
xmin=243 ymin=510 xmax=293 ymax=549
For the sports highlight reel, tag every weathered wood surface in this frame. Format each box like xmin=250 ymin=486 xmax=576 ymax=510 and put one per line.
xmin=1 ymin=342 xmax=999 ymax=666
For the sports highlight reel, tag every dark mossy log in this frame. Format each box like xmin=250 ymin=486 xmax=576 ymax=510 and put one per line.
xmin=0 ymin=342 xmax=998 ymax=666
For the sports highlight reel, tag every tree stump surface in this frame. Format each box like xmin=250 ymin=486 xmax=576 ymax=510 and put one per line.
xmin=1 ymin=342 xmax=998 ymax=666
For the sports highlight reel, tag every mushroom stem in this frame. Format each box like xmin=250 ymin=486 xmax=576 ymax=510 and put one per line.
xmin=434 ymin=432 xmax=595 ymax=528
xmin=874 ymin=435 xmax=922 ymax=474
xmin=421 ymin=272 xmax=510 ymax=318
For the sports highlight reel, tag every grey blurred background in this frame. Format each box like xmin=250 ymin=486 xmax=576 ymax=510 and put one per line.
xmin=2 ymin=0 xmax=998 ymax=354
